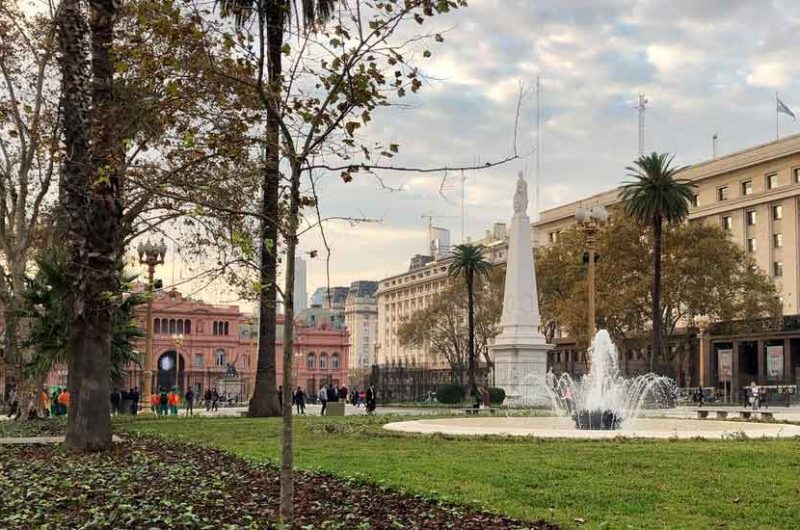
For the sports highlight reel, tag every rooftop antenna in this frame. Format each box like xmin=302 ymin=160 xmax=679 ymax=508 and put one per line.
xmin=634 ymin=93 xmax=648 ymax=156
xmin=535 ymin=75 xmax=542 ymax=222
xmin=712 ymin=133 xmax=718 ymax=159
xmin=460 ymin=170 xmax=466 ymax=244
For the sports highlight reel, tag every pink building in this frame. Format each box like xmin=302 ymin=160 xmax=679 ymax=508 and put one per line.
xmin=45 ymin=289 xmax=350 ymax=399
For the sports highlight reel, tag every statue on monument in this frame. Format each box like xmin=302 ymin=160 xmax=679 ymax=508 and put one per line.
xmin=513 ymin=172 xmax=528 ymax=214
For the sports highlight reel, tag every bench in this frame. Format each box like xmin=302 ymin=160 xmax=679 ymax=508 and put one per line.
xmin=461 ymin=407 xmax=497 ymax=416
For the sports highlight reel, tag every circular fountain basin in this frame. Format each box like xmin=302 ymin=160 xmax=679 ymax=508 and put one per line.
xmin=383 ymin=416 xmax=800 ymax=439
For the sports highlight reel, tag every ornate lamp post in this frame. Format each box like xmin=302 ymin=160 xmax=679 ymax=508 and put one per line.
xmin=137 ymin=238 xmax=167 ymax=414
xmin=172 ymin=333 xmax=184 ymax=390
xmin=694 ymin=314 xmax=711 ymax=390
xmin=575 ymin=205 xmax=608 ymax=344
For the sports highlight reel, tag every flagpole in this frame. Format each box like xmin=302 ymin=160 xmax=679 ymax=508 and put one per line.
xmin=776 ymin=92 xmax=779 ymax=140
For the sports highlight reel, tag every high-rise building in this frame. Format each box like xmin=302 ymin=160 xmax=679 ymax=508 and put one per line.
xmin=344 ymin=281 xmax=379 ymax=372
xmin=294 ymin=256 xmax=308 ymax=314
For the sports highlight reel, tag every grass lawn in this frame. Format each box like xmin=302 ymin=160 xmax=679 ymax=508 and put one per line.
xmin=126 ymin=415 xmax=800 ymax=530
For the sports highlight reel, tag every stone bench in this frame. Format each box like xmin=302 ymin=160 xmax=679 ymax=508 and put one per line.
xmin=461 ymin=407 xmax=497 ymax=416
xmin=695 ymin=409 xmax=775 ymax=421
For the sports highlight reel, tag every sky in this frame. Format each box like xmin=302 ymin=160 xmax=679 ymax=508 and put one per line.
xmin=180 ymin=0 xmax=800 ymax=305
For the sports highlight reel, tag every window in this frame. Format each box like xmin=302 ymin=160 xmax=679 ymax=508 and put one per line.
xmin=747 ymin=238 xmax=756 ymax=252
xmin=169 ymin=319 xmax=176 ymax=334
xmin=193 ymin=353 xmax=204 ymax=368
xmin=772 ymin=204 xmax=783 ymax=220
xmin=548 ymin=231 xmax=559 ymax=243
xmin=722 ymin=216 xmax=732 ymax=231
xmin=717 ymin=186 xmax=729 ymax=201
xmin=746 ymin=210 xmax=757 ymax=226
xmin=774 ymin=233 xmax=784 ymax=248
xmin=795 ymin=167 xmax=800 ymax=183
xmin=212 ymin=321 xmax=229 ymax=336
xmin=224 ymin=322 xmax=229 ymax=335
xmin=215 ymin=349 xmax=226 ymax=366
xmin=767 ymin=173 xmax=778 ymax=189
xmin=185 ymin=320 xmax=191 ymax=335
xmin=154 ymin=318 xmax=161 ymax=334
xmin=241 ymin=355 xmax=249 ymax=368
xmin=319 ymin=353 xmax=328 ymax=370
xmin=741 ymin=180 xmax=752 ymax=195
xmin=177 ymin=319 xmax=184 ymax=334
xmin=306 ymin=353 xmax=315 ymax=370
xmin=332 ymin=353 xmax=340 ymax=370
xmin=773 ymin=261 xmax=783 ymax=277
xmin=691 ymin=194 xmax=699 ymax=207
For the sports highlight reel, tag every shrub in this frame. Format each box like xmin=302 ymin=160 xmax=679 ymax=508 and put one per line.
xmin=436 ymin=383 xmax=465 ymax=404
xmin=488 ymin=387 xmax=506 ymax=405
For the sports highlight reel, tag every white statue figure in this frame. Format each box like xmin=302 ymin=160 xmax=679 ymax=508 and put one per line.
xmin=545 ymin=366 xmax=556 ymax=389
xmin=513 ymin=172 xmax=528 ymax=214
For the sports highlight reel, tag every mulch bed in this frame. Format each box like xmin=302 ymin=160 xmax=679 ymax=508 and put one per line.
xmin=0 ymin=435 xmax=558 ymax=529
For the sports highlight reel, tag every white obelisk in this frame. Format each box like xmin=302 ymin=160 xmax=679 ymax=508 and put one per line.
xmin=490 ymin=172 xmax=551 ymax=400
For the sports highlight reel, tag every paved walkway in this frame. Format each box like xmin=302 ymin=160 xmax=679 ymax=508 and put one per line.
xmin=0 ymin=435 xmax=124 ymax=445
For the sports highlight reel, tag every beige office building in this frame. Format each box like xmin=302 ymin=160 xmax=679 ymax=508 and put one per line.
xmin=535 ymin=134 xmax=800 ymax=389
xmin=375 ymin=224 xmax=510 ymax=366
xmin=344 ymin=281 xmax=379 ymax=371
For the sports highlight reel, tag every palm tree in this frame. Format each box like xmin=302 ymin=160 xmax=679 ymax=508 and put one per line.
xmin=19 ymin=248 xmax=145 ymax=385
xmin=448 ymin=244 xmax=492 ymax=396
xmin=620 ymin=152 xmax=694 ymax=370
xmin=215 ymin=0 xmax=340 ymax=420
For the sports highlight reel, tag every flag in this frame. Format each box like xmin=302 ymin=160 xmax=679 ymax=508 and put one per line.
xmin=777 ymin=97 xmax=796 ymax=120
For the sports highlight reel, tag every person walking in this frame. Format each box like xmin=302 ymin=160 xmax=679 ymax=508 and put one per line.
xmin=111 ymin=388 xmax=122 ymax=415
xmin=168 ymin=388 xmax=180 ymax=416
xmin=319 ymin=384 xmax=328 ymax=416
xmin=481 ymin=385 xmax=491 ymax=409
xmin=57 ymin=388 xmax=70 ymax=415
xmin=749 ymin=381 xmax=759 ymax=411
xmin=278 ymin=385 xmax=283 ymax=409
xmin=294 ymin=387 xmax=306 ymax=415
xmin=204 ymin=388 xmax=212 ymax=411
xmin=185 ymin=388 xmax=195 ymax=416
xmin=150 ymin=390 xmax=160 ymax=415
xmin=131 ymin=387 xmax=140 ymax=415
xmin=211 ymin=388 xmax=220 ymax=412
xmin=159 ymin=387 xmax=169 ymax=416
xmin=365 ymin=385 xmax=377 ymax=415
xmin=340 ymin=385 xmax=348 ymax=404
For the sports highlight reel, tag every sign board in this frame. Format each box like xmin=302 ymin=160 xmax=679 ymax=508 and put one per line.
xmin=766 ymin=345 xmax=784 ymax=380
xmin=718 ymin=349 xmax=733 ymax=381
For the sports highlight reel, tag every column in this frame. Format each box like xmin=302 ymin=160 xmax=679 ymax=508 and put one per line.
xmin=784 ymin=338 xmax=792 ymax=384
xmin=732 ymin=341 xmax=740 ymax=403
xmin=757 ymin=339 xmax=765 ymax=385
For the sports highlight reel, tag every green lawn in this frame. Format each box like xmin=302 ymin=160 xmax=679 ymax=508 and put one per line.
xmin=126 ymin=416 xmax=800 ymax=529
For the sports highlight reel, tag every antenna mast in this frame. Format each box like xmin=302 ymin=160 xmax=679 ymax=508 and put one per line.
xmin=535 ymin=75 xmax=542 ymax=221
xmin=635 ymin=93 xmax=648 ymax=156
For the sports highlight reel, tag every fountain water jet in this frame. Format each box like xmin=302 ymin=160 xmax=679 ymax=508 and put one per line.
xmin=522 ymin=329 xmax=676 ymax=430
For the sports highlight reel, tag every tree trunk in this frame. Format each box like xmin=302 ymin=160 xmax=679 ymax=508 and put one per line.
xmin=466 ymin=271 xmax=476 ymax=395
xmin=650 ymin=216 xmax=663 ymax=373
xmin=279 ymin=162 xmax=302 ymax=524
xmin=61 ymin=0 xmax=121 ymax=452
xmin=247 ymin=0 xmax=285 ymax=419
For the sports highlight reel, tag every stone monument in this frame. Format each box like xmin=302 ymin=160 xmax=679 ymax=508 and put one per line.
xmin=490 ymin=172 xmax=551 ymax=400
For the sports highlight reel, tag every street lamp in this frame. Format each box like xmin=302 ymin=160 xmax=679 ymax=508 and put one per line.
xmin=137 ymin=238 xmax=167 ymax=414
xmin=694 ymin=314 xmax=711 ymax=392
xmin=172 ymin=333 xmax=184 ymax=391
xmin=575 ymin=205 xmax=608 ymax=344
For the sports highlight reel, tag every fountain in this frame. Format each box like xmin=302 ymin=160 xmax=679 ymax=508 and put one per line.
xmin=526 ymin=329 xmax=676 ymax=430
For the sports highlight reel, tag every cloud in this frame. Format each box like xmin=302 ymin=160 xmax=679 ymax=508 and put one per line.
xmin=747 ymin=62 xmax=790 ymax=88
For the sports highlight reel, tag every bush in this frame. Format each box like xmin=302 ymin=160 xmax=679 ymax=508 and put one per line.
xmin=436 ymin=383 xmax=465 ymax=404
xmin=488 ymin=387 xmax=506 ymax=405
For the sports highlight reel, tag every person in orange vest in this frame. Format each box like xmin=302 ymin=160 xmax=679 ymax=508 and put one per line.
xmin=57 ymin=388 xmax=70 ymax=414
xmin=150 ymin=391 xmax=160 ymax=415
xmin=168 ymin=387 xmax=180 ymax=415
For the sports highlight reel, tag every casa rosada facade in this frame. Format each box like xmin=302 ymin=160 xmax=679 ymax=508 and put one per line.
xmin=46 ymin=289 xmax=350 ymax=398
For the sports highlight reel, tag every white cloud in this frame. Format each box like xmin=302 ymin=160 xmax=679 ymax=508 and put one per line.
xmin=746 ymin=61 xmax=790 ymax=88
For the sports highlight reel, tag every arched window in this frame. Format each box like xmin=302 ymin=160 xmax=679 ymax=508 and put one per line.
xmin=224 ymin=322 xmax=229 ymax=335
xmin=169 ymin=319 xmax=176 ymax=334
xmin=319 ymin=353 xmax=328 ymax=370
xmin=332 ymin=353 xmax=340 ymax=370
xmin=154 ymin=318 xmax=161 ymax=334
xmin=215 ymin=349 xmax=226 ymax=366
xmin=185 ymin=319 xmax=191 ymax=335
xmin=213 ymin=322 xmax=218 ymax=335
xmin=306 ymin=353 xmax=315 ymax=370
xmin=177 ymin=319 xmax=184 ymax=334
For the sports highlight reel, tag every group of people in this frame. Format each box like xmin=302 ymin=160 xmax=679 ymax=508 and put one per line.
xmin=110 ymin=388 xmax=141 ymax=415
xmin=316 ymin=384 xmax=377 ymax=415
xmin=5 ymin=386 xmax=71 ymax=420
xmin=472 ymin=385 xmax=492 ymax=409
